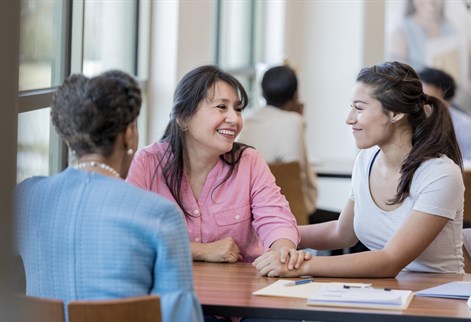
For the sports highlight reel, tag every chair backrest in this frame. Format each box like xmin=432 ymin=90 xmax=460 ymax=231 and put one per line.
xmin=68 ymin=295 xmax=161 ymax=322
xmin=463 ymin=228 xmax=471 ymax=273
xmin=17 ymin=295 xmax=65 ymax=322
xmin=464 ymin=170 xmax=471 ymax=227
xmin=268 ymin=161 xmax=308 ymax=225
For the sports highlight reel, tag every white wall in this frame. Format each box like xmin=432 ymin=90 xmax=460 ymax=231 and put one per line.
xmin=284 ymin=1 xmax=385 ymax=163
xmin=287 ymin=2 xmax=362 ymax=162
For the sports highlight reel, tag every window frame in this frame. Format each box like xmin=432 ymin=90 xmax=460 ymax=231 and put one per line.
xmin=17 ymin=0 xmax=149 ymax=176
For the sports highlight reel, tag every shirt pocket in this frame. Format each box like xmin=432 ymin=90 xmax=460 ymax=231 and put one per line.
xmin=214 ymin=204 xmax=251 ymax=227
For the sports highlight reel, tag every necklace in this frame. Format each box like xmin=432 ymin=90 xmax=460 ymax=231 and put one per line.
xmin=76 ymin=161 xmax=121 ymax=178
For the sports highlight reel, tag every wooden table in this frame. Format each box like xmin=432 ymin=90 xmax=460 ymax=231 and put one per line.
xmin=193 ymin=262 xmax=471 ymax=321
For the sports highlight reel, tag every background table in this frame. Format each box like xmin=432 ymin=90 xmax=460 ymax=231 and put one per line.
xmin=193 ymin=262 xmax=471 ymax=321
xmin=313 ymin=159 xmax=354 ymax=179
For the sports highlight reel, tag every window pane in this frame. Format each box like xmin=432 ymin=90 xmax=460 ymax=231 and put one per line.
xmin=19 ymin=0 xmax=66 ymax=91
xmin=217 ymin=1 xmax=261 ymax=109
xmin=17 ymin=109 xmax=50 ymax=183
xmin=83 ymin=1 xmax=137 ymax=76
xmin=235 ymin=75 xmax=257 ymax=109
xmin=218 ymin=1 xmax=253 ymax=69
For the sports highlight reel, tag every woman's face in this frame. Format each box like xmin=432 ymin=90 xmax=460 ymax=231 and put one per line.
xmin=184 ymin=80 xmax=244 ymax=159
xmin=346 ymin=82 xmax=394 ymax=149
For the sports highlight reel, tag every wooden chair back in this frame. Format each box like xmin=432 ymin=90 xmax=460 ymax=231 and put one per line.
xmin=17 ymin=295 xmax=65 ymax=322
xmin=67 ymin=295 xmax=161 ymax=322
xmin=268 ymin=161 xmax=308 ymax=225
xmin=464 ymin=169 xmax=471 ymax=227
xmin=463 ymin=228 xmax=471 ymax=273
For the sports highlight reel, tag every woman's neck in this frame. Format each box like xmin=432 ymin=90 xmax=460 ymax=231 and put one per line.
xmin=184 ymin=143 xmax=220 ymax=178
xmin=184 ymin=153 xmax=218 ymax=179
xmin=378 ymin=142 xmax=412 ymax=171
xmin=183 ymin=150 xmax=219 ymax=201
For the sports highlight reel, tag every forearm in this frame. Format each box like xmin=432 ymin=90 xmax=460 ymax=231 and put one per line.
xmin=298 ymin=250 xmax=403 ymax=278
xmin=299 ymin=221 xmax=356 ymax=250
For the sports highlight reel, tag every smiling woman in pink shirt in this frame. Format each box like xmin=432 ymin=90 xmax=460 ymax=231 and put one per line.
xmin=127 ymin=65 xmax=301 ymax=266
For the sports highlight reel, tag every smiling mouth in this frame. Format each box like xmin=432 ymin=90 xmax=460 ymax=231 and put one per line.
xmin=217 ymin=129 xmax=235 ymax=137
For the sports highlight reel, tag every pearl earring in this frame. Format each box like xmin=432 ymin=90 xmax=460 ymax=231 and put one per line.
xmin=127 ymin=148 xmax=134 ymax=156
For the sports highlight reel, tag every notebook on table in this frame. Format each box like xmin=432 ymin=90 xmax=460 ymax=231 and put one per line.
xmin=306 ymin=283 xmax=414 ymax=310
xmin=253 ymin=279 xmax=414 ymax=310
xmin=415 ymin=282 xmax=471 ymax=300
xmin=252 ymin=279 xmax=370 ymax=299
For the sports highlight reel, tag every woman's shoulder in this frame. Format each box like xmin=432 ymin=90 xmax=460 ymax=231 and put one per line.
xmin=229 ymin=145 xmax=266 ymax=172
xmin=238 ymin=145 xmax=263 ymax=162
xmin=16 ymin=175 xmax=50 ymax=199
xmin=351 ymin=147 xmax=380 ymax=180
xmin=414 ymin=155 xmax=463 ymax=186
xmin=16 ymin=168 xmax=76 ymax=194
xmin=355 ymin=147 xmax=380 ymax=165
xmin=133 ymin=141 xmax=171 ymax=166
xmin=419 ymin=155 xmax=461 ymax=173
xmin=136 ymin=141 xmax=167 ymax=156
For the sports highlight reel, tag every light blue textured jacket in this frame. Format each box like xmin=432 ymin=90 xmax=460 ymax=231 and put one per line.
xmin=15 ymin=167 xmax=203 ymax=322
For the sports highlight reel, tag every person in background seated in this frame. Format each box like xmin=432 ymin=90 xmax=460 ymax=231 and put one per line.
xmin=237 ymin=65 xmax=317 ymax=220
xmin=15 ymin=70 xmax=203 ymax=322
xmin=418 ymin=67 xmax=471 ymax=161
xmin=254 ymin=61 xmax=464 ymax=277
xmin=126 ymin=65 xmax=301 ymax=267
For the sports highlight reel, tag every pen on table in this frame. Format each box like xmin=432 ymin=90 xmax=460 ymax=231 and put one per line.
xmin=284 ymin=278 xmax=314 ymax=287
xmin=343 ymin=284 xmax=391 ymax=291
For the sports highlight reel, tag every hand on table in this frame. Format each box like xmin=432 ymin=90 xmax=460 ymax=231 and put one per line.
xmin=253 ymin=248 xmax=312 ymax=277
xmin=192 ymin=237 xmax=241 ymax=263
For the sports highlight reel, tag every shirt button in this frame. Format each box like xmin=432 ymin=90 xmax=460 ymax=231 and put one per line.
xmin=235 ymin=214 xmax=240 ymax=220
xmin=195 ymin=237 xmax=200 ymax=242
xmin=194 ymin=209 xmax=200 ymax=215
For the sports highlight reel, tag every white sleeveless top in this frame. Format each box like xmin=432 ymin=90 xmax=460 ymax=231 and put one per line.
xmin=351 ymin=147 xmax=464 ymax=273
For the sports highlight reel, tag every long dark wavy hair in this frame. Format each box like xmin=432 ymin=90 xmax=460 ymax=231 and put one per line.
xmin=357 ymin=61 xmax=463 ymax=205
xmin=156 ymin=65 xmax=251 ymax=217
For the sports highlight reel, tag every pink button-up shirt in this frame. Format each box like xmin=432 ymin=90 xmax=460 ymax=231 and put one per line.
xmin=126 ymin=142 xmax=299 ymax=263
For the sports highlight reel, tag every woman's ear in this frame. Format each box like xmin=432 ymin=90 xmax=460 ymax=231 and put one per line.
xmin=123 ymin=121 xmax=138 ymax=155
xmin=390 ymin=112 xmax=405 ymax=123
xmin=176 ymin=118 xmax=189 ymax=131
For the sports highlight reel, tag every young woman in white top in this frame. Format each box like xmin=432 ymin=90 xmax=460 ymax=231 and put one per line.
xmin=254 ymin=61 xmax=465 ymax=277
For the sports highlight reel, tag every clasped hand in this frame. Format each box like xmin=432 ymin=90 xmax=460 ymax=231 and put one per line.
xmin=253 ymin=247 xmax=312 ymax=277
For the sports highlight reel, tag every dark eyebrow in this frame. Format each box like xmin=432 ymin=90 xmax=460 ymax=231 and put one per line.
xmin=352 ymin=100 xmax=368 ymax=105
xmin=213 ymin=98 xmax=242 ymax=106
